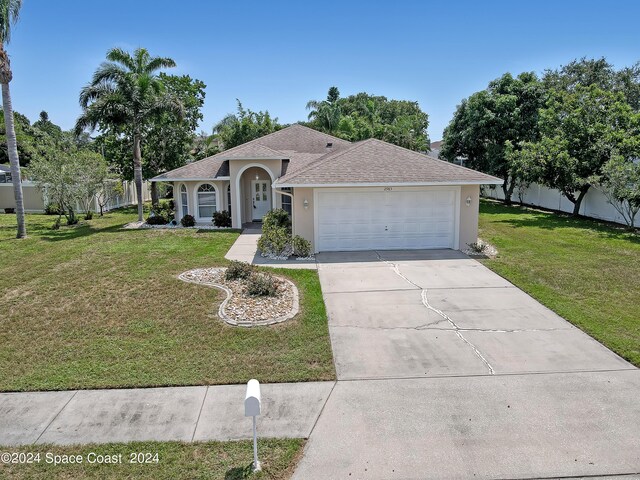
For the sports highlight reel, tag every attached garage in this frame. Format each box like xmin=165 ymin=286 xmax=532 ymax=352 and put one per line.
xmin=315 ymin=187 xmax=459 ymax=252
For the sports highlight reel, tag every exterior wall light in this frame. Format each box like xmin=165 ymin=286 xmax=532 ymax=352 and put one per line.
xmin=466 ymin=196 xmax=472 ymax=207
xmin=255 ymin=173 xmax=259 ymax=180
xmin=303 ymin=199 xmax=309 ymax=210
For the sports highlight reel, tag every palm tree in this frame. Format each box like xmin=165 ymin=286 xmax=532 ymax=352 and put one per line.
xmin=306 ymin=86 xmax=342 ymax=134
xmin=76 ymin=47 xmax=183 ymax=222
xmin=0 ymin=0 xmax=26 ymax=238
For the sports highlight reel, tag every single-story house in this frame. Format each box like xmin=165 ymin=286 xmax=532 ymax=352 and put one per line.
xmin=152 ymin=124 xmax=502 ymax=253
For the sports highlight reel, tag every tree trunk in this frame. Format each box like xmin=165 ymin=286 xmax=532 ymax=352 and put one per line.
xmin=133 ymin=134 xmax=144 ymax=222
xmin=0 ymin=62 xmax=26 ymax=238
xmin=502 ymin=177 xmax=516 ymax=206
xmin=151 ymin=181 xmax=159 ymax=208
xmin=572 ymin=187 xmax=589 ymax=216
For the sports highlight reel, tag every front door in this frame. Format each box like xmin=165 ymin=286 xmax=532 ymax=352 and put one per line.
xmin=251 ymin=180 xmax=271 ymax=220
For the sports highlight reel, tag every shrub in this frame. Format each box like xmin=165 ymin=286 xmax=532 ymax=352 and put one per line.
xmin=262 ymin=208 xmax=291 ymax=233
xmin=225 ymin=260 xmax=254 ymax=281
xmin=292 ymin=235 xmax=312 ymax=257
xmin=245 ymin=272 xmax=278 ymax=297
xmin=146 ymin=215 xmax=168 ymax=225
xmin=4 ymin=208 xmax=15 ymax=214
xmin=180 ymin=214 xmax=196 ymax=227
xmin=45 ymin=203 xmax=63 ymax=215
xmin=213 ymin=210 xmax=232 ymax=228
xmin=258 ymin=226 xmax=290 ymax=256
xmin=150 ymin=201 xmax=174 ymax=224
xmin=51 ymin=217 xmax=61 ymax=230
xmin=467 ymin=241 xmax=488 ymax=254
xmin=84 ymin=211 xmax=94 ymax=220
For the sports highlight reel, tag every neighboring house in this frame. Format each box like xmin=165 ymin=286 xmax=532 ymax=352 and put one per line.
xmin=0 ymin=164 xmax=12 ymax=183
xmin=154 ymin=125 xmax=501 ymax=253
xmin=430 ymin=140 xmax=467 ymax=166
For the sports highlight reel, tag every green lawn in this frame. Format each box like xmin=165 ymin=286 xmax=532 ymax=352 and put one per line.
xmin=0 ymin=439 xmax=304 ymax=479
xmin=478 ymin=199 xmax=640 ymax=366
xmin=0 ymin=209 xmax=335 ymax=392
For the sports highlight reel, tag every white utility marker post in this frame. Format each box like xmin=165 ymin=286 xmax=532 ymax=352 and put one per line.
xmin=245 ymin=379 xmax=262 ymax=472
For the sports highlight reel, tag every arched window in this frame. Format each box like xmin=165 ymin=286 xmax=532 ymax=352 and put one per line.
xmin=180 ymin=184 xmax=188 ymax=217
xmin=227 ymin=184 xmax=232 ymax=214
xmin=197 ymin=184 xmax=216 ymax=219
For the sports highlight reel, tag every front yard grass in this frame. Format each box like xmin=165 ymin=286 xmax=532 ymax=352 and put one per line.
xmin=0 ymin=209 xmax=335 ymax=392
xmin=478 ymin=199 xmax=640 ymax=366
xmin=0 ymin=438 xmax=304 ymax=479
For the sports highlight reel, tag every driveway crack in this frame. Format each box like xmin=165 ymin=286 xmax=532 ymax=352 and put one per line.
xmin=374 ymin=251 xmax=495 ymax=375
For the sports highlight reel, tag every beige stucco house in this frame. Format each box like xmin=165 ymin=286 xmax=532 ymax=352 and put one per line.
xmin=152 ymin=125 xmax=502 ymax=253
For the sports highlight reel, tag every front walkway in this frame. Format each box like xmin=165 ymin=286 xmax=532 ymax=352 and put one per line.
xmin=225 ymin=225 xmax=317 ymax=269
xmin=0 ymin=382 xmax=334 ymax=446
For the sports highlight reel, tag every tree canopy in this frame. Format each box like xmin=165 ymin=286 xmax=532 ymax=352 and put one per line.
xmin=440 ymin=72 xmax=545 ymax=203
xmin=214 ymin=100 xmax=282 ymax=150
xmin=305 ymin=87 xmax=430 ymax=151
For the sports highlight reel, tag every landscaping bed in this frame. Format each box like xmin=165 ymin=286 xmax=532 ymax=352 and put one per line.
xmin=178 ymin=267 xmax=299 ymax=326
xmin=478 ymin=199 xmax=640 ymax=366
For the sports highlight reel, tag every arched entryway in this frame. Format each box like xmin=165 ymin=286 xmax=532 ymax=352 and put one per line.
xmin=234 ymin=165 xmax=276 ymax=226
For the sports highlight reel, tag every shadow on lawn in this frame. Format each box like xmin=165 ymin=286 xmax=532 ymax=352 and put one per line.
xmin=480 ymin=200 xmax=640 ymax=244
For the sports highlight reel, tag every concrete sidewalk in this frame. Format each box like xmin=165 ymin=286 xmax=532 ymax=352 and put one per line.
xmin=0 ymin=382 xmax=334 ymax=446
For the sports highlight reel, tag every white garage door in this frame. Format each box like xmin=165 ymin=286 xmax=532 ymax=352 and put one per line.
xmin=316 ymin=188 xmax=458 ymax=252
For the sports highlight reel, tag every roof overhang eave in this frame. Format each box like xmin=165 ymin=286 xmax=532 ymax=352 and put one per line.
xmin=273 ymin=179 xmax=504 ymax=188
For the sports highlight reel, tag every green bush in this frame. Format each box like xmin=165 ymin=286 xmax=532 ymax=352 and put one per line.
xmin=45 ymin=203 xmax=63 ymax=215
xmin=180 ymin=214 xmax=196 ymax=227
xmin=84 ymin=211 xmax=94 ymax=221
xmin=262 ymin=208 xmax=291 ymax=233
xmin=292 ymin=235 xmax=312 ymax=257
xmin=258 ymin=227 xmax=290 ymax=256
xmin=149 ymin=201 xmax=174 ymax=224
xmin=51 ymin=217 xmax=61 ymax=230
xmin=213 ymin=210 xmax=232 ymax=228
xmin=225 ymin=260 xmax=254 ymax=281
xmin=245 ymin=272 xmax=278 ymax=297
xmin=147 ymin=215 xmax=168 ymax=225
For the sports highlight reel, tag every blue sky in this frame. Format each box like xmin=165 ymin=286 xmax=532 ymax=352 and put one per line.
xmin=8 ymin=0 xmax=640 ymax=141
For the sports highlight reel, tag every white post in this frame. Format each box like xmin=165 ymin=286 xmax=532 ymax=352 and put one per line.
xmin=245 ymin=379 xmax=262 ymax=472
xmin=252 ymin=415 xmax=259 ymax=470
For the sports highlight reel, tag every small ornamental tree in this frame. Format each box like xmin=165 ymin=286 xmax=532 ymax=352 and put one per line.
xmin=595 ymin=156 xmax=640 ymax=228
xmin=28 ymin=149 xmax=107 ymax=225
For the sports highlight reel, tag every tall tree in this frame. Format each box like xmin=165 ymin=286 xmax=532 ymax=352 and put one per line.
xmin=441 ymin=72 xmax=545 ymax=203
xmin=306 ymin=88 xmax=430 ymax=151
xmin=512 ymin=86 xmax=639 ymax=215
xmin=0 ymin=0 xmax=25 ymax=238
xmin=144 ymin=73 xmax=205 ymax=205
xmin=306 ymin=86 xmax=342 ymax=134
xmin=214 ymin=100 xmax=281 ymax=150
xmin=76 ymin=47 xmax=184 ymax=221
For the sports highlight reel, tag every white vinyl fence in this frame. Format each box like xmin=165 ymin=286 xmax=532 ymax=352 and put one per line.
xmin=0 ymin=180 xmax=152 ymax=214
xmin=483 ymin=182 xmax=630 ymax=226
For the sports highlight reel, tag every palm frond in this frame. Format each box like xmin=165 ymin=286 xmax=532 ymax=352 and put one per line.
xmin=145 ymin=56 xmax=177 ymax=74
xmin=106 ymin=47 xmax=136 ymax=71
xmin=0 ymin=0 xmax=22 ymax=44
xmin=90 ymin=62 xmax=127 ymax=86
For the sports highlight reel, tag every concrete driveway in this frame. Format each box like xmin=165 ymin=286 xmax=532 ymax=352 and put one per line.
xmin=293 ymin=250 xmax=640 ymax=479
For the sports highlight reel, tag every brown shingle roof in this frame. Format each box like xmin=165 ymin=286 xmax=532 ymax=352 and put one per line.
xmin=152 ymin=124 xmax=501 ymax=185
xmin=152 ymin=124 xmax=348 ymax=181
xmin=275 ymin=138 xmax=502 ymax=186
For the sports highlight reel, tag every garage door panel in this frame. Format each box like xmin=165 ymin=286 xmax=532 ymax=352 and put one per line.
xmin=316 ymin=189 xmax=457 ymax=252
